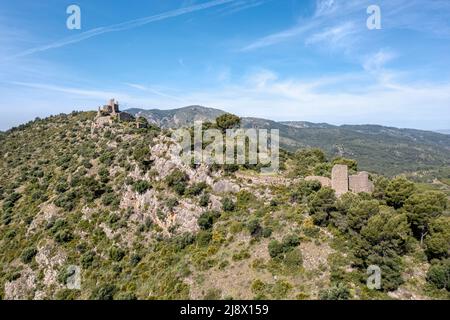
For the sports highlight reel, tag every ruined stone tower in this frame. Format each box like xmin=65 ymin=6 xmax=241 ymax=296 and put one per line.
xmin=349 ymin=171 xmax=374 ymax=194
xmin=331 ymin=164 xmax=349 ymax=196
xmin=306 ymin=164 xmax=374 ymax=196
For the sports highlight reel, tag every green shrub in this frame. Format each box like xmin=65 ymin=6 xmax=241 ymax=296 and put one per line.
xmin=247 ymin=219 xmax=263 ymax=238
xmin=216 ymin=113 xmax=241 ymax=131
xmin=102 ymin=192 xmax=120 ymax=207
xmin=196 ymin=230 xmax=212 ymax=246
xmin=132 ymin=180 xmax=152 ymax=194
xmin=221 ymin=197 xmax=236 ymax=212
xmin=109 ymin=246 xmax=126 ymax=262
xmin=262 ymin=227 xmax=273 ymax=238
xmin=186 ymin=182 xmax=207 ymax=197
xmin=424 ymin=217 xmax=450 ymax=260
xmin=198 ymin=211 xmax=220 ymax=230
xmin=199 ymin=194 xmax=210 ymax=207
xmin=91 ymin=284 xmax=117 ymax=300
xmin=54 ymin=230 xmax=74 ymax=243
xmin=81 ymin=251 xmax=95 ymax=268
xmin=21 ymin=247 xmax=38 ymax=264
xmin=290 ymin=180 xmax=321 ymax=202
xmin=272 ymin=280 xmax=292 ymax=299
xmin=130 ymin=254 xmax=142 ymax=267
xmin=309 ymin=187 xmax=337 ymax=226
xmin=174 ymin=233 xmax=195 ymax=251
xmin=268 ymin=234 xmax=300 ymax=260
xmin=319 ymin=283 xmax=351 ymax=300
xmin=166 ymin=169 xmax=189 ymax=195
xmin=133 ymin=143 xmax=152 ymax=171
xmin=268 ymin=240 xmax=284 ymax=259
xmin=385 ymin=177 xmax=415 ymax=209
xmin=165 ymin=198 xmax=179 ymax=211
xmin=232 ymin=249 xmax=251 ymax=261
xmin=282 ymin=234 xmax=300 ymax=250
xmin=284 ymin=248 xmax=303 ymax=269
xmin=426 ymin=260 xmax=450 ymax=291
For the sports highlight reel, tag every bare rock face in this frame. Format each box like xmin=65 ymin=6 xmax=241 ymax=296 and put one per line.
xmin=174 ymin=200 xmax=204 ymax=234
xmin=150 ymin=136 xmax=214 ymax=185
xmin=209 ymin=194 xmax=223 ymax=212
xmin=4 ymin=267 xmax=36 ymax=300
xmin=92 ymin=116 xmax=112 ymax=130
xmin=27 ymin=203 xmax=60 ymax=235
xmin=35 ymin=242 xmax=67 ymax=289
xmin=212 ymin=180 xmax=240 ymax=194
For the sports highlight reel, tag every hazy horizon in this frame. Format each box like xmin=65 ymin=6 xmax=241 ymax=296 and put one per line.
xmin=1 ymin=103 xmax=449 ymax=133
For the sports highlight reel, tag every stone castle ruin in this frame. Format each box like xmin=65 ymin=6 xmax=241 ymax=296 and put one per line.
xmin=97 ymin=99 xmax=134 ymax=122
xmin=306 ymin=164 xmax=374 ymax=196
xmin=98 ymin=98 xmax=120 ymax=116
xmin=94 ymin=99 xmax=148 ymax=129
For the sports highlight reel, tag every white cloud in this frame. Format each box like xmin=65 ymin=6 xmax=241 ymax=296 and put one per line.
xmin=6 ymin=67 xmax=450 ymax=130
xmin=362 ymin=49 xmax=397 ymax=72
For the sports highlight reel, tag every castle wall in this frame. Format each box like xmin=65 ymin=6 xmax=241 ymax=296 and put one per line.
xmin=331 ymin=164 xmax=349 ymax=196
xmin=349 ymin=172 xmax=374 ymax=193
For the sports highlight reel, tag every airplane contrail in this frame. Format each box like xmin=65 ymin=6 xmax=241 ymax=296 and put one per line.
xmin=8 ymin=0 xmax=235 ymax=60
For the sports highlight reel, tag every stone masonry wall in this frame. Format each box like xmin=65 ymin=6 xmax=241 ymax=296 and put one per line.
xmin=331 ymin=164 xmax=349 ymax=196
xmin=349 ymin=172 xmax=374 ymax=193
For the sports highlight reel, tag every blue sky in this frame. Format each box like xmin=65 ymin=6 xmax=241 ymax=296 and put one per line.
xmin=1 ymin=0 xmax=450 ymax=131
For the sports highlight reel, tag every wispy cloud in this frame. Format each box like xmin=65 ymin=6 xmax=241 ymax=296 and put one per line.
xmin=6 ymin=0 xmax=236 ymax=60
xmin=241 ymin=0 xmax=450 ymax=52
xmin=305 ymin=21 xmax=358 ymax=52
xmin=216 ymin=0 xmax=267 ymax=16
xmin=240 ymin=0 xmax=362 ymax=51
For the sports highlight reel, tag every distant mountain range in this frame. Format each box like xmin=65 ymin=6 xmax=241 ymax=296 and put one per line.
xmin=126 ymin=106 xmax=450 ymax=175
xmin=436 ymin=129 xmax=450 ymax=135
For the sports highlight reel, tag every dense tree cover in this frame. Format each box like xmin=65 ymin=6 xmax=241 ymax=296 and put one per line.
xmin=289 ymin=148 xmax=328 ymax=177
xmin=305 ymin=171 xmax=449 ymax=292
xmin=385 ymin=177 xmax=415 ymax=209
xmin=308 ymin=187 xmax=337 ymax=226
xmin=426 ymin=259 xmax=450 ymax=291
xmin=424 ymin=217 xmax=450 ymax=261
xmin=332 ymin=157 xmax=358 ymax=172
xmin=404 ymin=191 xmax=447 ymax=243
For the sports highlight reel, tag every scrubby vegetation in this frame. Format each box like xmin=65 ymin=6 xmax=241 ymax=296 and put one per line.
xmin=0 ymin=111 xmax=448 ymax=300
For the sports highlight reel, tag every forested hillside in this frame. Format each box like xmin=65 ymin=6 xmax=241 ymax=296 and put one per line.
xmin=0 ymin=112 xmax=449 ymax=300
